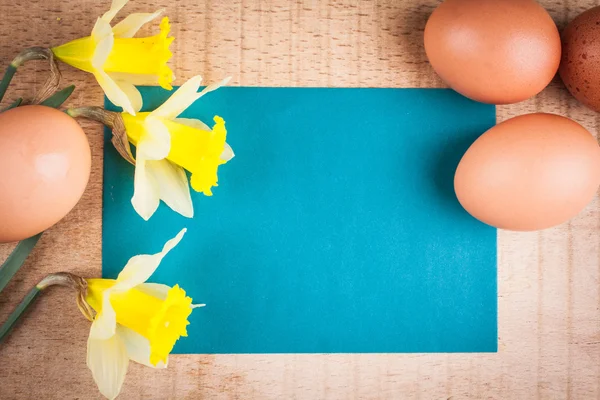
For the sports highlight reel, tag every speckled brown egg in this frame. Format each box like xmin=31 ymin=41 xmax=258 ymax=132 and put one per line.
xmin=425 ymin=0 xmax=561 ymax=104
xmin=0 ymin=105 xmax=91 ymax=243
xmin=559 ymin=6 xmax=600 ymax=112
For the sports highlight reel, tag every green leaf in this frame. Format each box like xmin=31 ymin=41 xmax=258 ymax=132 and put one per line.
xmin=40 ymin=85 xmax=75 ymax=108
xmin=0 ymin=285 xmax=41 ymax=343
xmin=1 ymin=97 xmax=22 ymax=112
xmin=0 ymin=64 xmax=17 ymax=104
xmin=0 ymin=233 xmax=43 ymax=293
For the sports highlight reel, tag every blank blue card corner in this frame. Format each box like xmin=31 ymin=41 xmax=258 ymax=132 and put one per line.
xmin=103 ymin=87 xmax=497 ymax=354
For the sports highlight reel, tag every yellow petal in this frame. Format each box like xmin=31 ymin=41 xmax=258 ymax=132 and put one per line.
xmin=101 ymin=0 xmax=129 ymax=23
xmin=115 ymin=228 xmax=186 ymax=288
xmin=138 ymin=117 xmax=171 ymax=160
xmin=131 ymin=154 xmax=160 ymax=220
xmin=112 ymin=10 xmax=163 ymax=38
xmin=145 ymin=159 xmax=194 ymax=218
xmin=87 ymin=328 xmax=129 ymax=400
xmin=150 ymin=75 xmax=203 ymax=119
xmin=94 ymin=70 xmax=136 ymax=115
xmin=116 ymin=325 xmax=167 ymax=368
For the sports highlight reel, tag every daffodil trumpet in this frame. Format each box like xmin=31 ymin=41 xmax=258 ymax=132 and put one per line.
xmin=67 ymin=74 xmax=234 ymax=221
xmin=51 ymin=0 xmax=175 ymax=115
xmin=0 ymin=229 xmax=200 ymax=400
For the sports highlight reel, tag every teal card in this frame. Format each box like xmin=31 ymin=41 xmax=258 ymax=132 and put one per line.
xmin=103 ymin=87 xmax=497 ymax=353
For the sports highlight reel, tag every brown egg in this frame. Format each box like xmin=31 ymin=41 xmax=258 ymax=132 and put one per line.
xmin=0 ymin=105 xmax=91 ymax=242
xmin=424 ymin=0 xmax=561 ymax=104
xmin=454 ymin=113 xmax=600 ymax=231
xmin=559 ymin=6 xmax=600 ymax=112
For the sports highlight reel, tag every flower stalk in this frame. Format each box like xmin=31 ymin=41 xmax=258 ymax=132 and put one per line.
xmin=0 ymin=47 xmax=61 ymax=105
xmin=0 ymin=272 xmax=90 ymax=344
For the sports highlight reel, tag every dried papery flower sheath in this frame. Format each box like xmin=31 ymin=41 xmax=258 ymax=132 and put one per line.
xmin=0 ymin=47 xmax=62 ymax=105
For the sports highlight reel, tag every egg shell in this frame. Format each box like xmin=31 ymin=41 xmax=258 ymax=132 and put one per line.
xmin=454 ymin=113 xmax=600 ymax=231
xmin=0 ymin=105 xmax=91 ymax=242
xmin=424 ymin=0 xmax=561 ymax=104
xmin=559 ymin=6 xmax=600 ymax=112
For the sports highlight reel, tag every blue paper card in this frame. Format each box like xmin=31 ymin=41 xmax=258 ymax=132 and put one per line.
xmin=103 ymin=87 xmax=497 ymax=353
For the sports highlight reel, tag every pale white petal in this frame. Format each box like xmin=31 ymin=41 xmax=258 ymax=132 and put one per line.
xmin=116 ymin=325 xmax=167 ymax=368
xmin=150 ymin=75 xmax=204 ymax=119
xmin=108 ymin=72 xmax=159 ymax=86
xmin=112 ymin=9 xmax=164 ymax=38
xmin=137 ymin=118 xmax=171 ymax=160
xmin=101 ymin=0 xmax=129 ymax=23
xmin=221 ymin=142 xmax=235 ymax=162
xmin=94 ymin=70 xmax=136 ymax=115
xmin=154 ymin=77 xmax=231 ymax=120
xmin=137 ymin=282 xmax=171 ymax=300
xmin=146 ymin=159 xmax=194 ymax=218
xmin=91 ymin=19 xmax=114 ymax=69
xmin=131 ymin=153 xmax=160 ymax=221
xmin=174 ymin=118 xmax=211 ymax=131
xmin=115 ymin=228 xmax=186 ymax=288
xmin=91 ymin=17 xmax=114 ymax=43
xmin=196 ymin=76 xmax=231 ymax=99
xmin=87 ymin=329 xmax=129 ymax=400
xmin=114 ymin=80 xmax=143 ymax=113
xmin=89 ymin=290 xmax=118 ymax=340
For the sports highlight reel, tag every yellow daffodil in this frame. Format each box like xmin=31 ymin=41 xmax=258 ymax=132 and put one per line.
xmin=84 ymin=228 xmax=201 ymax=399
xmin=121 ymin=75 xmax=234 ymax=220
xmin=52 ymin=0 xmax=174 ymax=115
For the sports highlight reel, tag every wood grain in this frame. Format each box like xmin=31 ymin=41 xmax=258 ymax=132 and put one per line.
xmin=0 ymin=0 xmax=599 ymax=398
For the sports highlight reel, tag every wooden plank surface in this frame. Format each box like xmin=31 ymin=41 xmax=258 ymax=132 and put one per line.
xmin=0 ymin=0 xmax=599 ymax=398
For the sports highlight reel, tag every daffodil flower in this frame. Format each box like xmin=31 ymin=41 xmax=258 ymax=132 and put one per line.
xmin=121 ymin=75 xmax=234 ymax=220
xmin=51 ymin=0 xmax=174 ymax=115
xmin=84 ymin=228 xmax=201 ymax=399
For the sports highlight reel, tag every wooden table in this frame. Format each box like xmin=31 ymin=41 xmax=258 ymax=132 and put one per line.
xmin=1 ymin=0 xmax=599 ymax=398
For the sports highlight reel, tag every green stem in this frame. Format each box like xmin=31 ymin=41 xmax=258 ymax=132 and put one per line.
xmin=0 ymin=272 xmax=90 ymax=344
xmin=0 ymin=47 xmax=54 ymax=105
xmin=0 ymin=285 xmax=41 ymax=343
xmin=0 ymin=233 xmax=43 ymax=293
xmin=1 ymin=97 xmax=22 ymax=112
xmin=0 ymin=64 xmax=17 ymax=104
